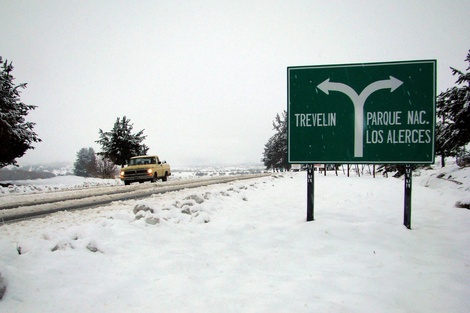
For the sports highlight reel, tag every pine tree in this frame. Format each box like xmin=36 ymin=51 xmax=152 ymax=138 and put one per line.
xmin=73 ymin=147 xmax=97 ymax=177
xmin=262 ymin=136 xmax=276 ymax=170
xmin=96 ymin=116 xmax=149 ymax=167
xmin=436 ymin=50 xmax=470 ymax=167
xmin=0 ymin=57 xmax=41 ymax=167
xmin=262 ymin=110 xmax=290 ymax=171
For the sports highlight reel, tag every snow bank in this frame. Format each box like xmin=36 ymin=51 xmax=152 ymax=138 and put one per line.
xmin=0 ymin=176 xmax=122 ymax=195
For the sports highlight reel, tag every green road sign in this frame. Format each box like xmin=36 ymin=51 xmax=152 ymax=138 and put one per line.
xmin=288 ymin=60 xmax=436 ymax=164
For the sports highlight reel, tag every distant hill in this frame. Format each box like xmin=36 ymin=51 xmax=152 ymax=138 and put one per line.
xmin=0 ymin=168 xmax=56 ymax=182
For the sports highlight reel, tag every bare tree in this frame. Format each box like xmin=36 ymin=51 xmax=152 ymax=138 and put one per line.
xmin=96 ymin=156 xmax=118 ymax=179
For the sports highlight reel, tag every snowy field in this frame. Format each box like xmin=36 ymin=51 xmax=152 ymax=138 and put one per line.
xmin=0 ymin=163 xmax=469 ymax=312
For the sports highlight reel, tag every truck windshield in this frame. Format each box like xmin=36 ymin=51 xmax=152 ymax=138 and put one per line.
xmin=129 ymin=157 xmax=156 ymax=165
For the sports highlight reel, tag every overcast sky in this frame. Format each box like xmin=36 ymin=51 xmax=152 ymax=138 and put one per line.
xmin=1 ymin=0 xmax=469 ymax=167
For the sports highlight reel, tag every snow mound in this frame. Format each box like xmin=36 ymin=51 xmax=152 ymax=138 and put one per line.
xmin=0 ymin=273 xmax=6 ymax=300
xmin=131 ymin=183 xmax=255 ymax=226
xmin=415 ymin=164 xmax=470 ymax=208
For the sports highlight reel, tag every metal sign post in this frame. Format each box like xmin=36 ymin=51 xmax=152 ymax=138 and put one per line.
xmin=404 ymin=165 xmax=412 ymax=229
xmin=307 ymin=164 xmax=314 ymax=221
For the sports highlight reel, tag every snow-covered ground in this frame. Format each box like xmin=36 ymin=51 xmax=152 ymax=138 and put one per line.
xmin=0 ymin=163 xmax=469 ymax=312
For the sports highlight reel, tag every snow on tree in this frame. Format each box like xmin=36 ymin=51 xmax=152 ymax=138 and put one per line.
xmin=436 ymin=50 xmax=470 ymax=167
xmin=0 ymin=57 xmax=41 ymax=167
xmin=95 ymin=156 xmax=117 ymax=179
xmin=262 ymin=110 xmax=290 ymax=171
xmin=96 ymin=116 xmax=149 ymax=167
xmin=73 ymin=147 xmax=97 ymax=177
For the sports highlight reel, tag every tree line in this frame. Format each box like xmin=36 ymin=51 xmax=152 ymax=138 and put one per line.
xmin=1 ymin=51 xmax=468 ymax=176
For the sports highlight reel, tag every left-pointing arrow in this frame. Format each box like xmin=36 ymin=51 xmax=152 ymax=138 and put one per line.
xmin=317 ymin=78 xmax=359 ymax=101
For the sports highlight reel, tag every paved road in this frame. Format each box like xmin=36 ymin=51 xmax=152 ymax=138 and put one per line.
xmin=0 ymin=174 xmax=271 ymax=223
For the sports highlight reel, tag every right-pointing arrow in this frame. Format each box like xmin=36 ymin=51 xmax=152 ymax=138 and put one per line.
xmin=360 ymin=76 xmax=403 ymax=102
xmin=389 ymin=76 xmax=403 ymax=92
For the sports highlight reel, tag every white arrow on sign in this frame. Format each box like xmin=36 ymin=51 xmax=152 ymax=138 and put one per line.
xmin=317 ymin=76 xmax=403 ymax=158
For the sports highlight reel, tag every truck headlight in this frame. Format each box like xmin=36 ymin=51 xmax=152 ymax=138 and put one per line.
xmin=120 ymin=171 xmax=125 ymax=177
xmin=147 ymin=169 xmax=153 ymax=175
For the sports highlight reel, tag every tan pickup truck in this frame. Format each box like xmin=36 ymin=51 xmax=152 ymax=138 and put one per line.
xmin=120 ymin=155 xmax=171 ymax=185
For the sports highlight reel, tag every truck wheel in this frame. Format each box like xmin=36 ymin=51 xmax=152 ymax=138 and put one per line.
xmin=124 ymin=181 xmax=130 ymax=186
xmin=162 ymin=173 xmax=168 ymax=182
xmin=152 ymin=174 xmax=158 ymax=183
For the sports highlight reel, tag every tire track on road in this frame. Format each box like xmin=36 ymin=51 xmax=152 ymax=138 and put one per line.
xmin=0 ymin=174 xmax=271 ymax=223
